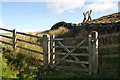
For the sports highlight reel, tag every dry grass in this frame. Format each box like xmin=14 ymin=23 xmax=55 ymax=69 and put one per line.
xmin=1 ymin=32 xmax=44 ymax=66
xmin=49 ymin=26 xmax=69 ymax=36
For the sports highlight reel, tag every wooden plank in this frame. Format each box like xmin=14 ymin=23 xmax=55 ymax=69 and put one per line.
xmin=17 ymin=38 xmax=43 ymax=47
xmin=55 ymin=59 xmax=89 ymax=64
xmin=0 ymin=28 xmax=43 ymax=39
xmin=55 ymin=65 xmax=89 ymax=72
xmin=63 ymin=37 xmax=88 ymax=40
xmin=0 ymin=40 xmax=43 ymax=54
xmin=13 ymin=29 xmax=17 ymax=53
xmin=51 ymin=38 xmax=63 ymax=41
xmin=99 ymin=44 xmax=120 ymax=49
xmin=0 ymin=40 xmax=44 ymax=54
xmin=99 ymin=32 xmax=120 ymax=38
xmin=0 ymin=34 xmax=13 ymax=39
xmin=43 ymin=35 xmax=50 ymax=69
xmin=0 ymin=28 xmax=13 ymax=32
xmin=50 ymin=35 xmax=56 ymax=65
xmin=88 ymin=34 xmax=93 ymax=75
xmin=57 ymin=40 xmax=88 ymax=68
xmin=16 ymin=31 xmax=43 ymax=39
xmin=0 ymin=40 xmax=13 ymax=46
xmin=51 ymin=39 xmax=87 ymax=69
xmin=100 ymin=55 xmax=119 ymax=58
xmin=92 ymin=31 xmax=98 ymax=74
xmin=0 ymin=34 xmax=43 ymax=47
xmin=17 ymin=45 xmax=43 ymax=54
xmin=54 ymin=46 xmax=88 ymax=49
xmin=55 ymin=52 xmax=89 ymax=56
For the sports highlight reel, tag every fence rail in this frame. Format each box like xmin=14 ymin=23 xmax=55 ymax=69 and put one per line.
xmin=1 ymin=28 xmax=119 ymax=75
xmin=99 ymin=32 xmax=120 ymax=49
xmin=99 ymin=32 xmax=120 ymax=38
xmin=0 ymin=28 xmax=49 ymax=68
xmin=0 ymin=28 xmax=43 ymax=39
xmin=55 ymin=52 xmax=89 ymax=56
xmin=0 ymin=29 xmax=43 ymax=52
xmin=99 ymin=44 xmax=120 ymax=49
xmin=54 ymin=46 xmax=89 ymax=49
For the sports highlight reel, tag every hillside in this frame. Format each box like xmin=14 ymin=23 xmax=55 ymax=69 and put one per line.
xmin=88 ymin=12 xmax=120 ymax=23
xmin=1 ymin=12 xmax=120 ymax=79
xmin=49 ymin=12 xmax=120 ymax=36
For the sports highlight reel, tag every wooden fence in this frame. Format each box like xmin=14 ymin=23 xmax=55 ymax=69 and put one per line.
xmin=0 ymin=28 xmax=99 ymax=75
xmin=98 ymin=32 xmax=120 ymax=59
xmin=0 ymin=28 xmax=54 ymax=69
xmin=99 ymin=32 xmax=120 ymax=48
xmin=49 ymin=31 xmax=99 ymax=75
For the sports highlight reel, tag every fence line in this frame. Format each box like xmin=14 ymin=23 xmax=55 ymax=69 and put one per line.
xmin=0 ymin=28 xmax=48 ymax=68
xmin=99 ymin=44 xmax=120 ymax=49
xmin=0 ymin=29 xmax=43 ymax=53
xmin=0 ymin=28 xmax=100 ymax=74
xmin=99 ymin=32 xmax=120 ymax=49
xmin=0 ymin=34 xmax=43 ymax=47
xmin=0 ymin=28 xmax=119 ymax=75
xmin=0 ymin=28 xmax=43 ymax=39
xmin=0 ymin=28 xmax=63 ymax=70
xmin=49 ymin=31 xmax=99 ymax=75
xmin=99 ymin=32 xmax=120 ymax=38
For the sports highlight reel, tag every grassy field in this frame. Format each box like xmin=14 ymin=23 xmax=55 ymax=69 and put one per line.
xmin=0 ymin=29 xmax=119 ymax=79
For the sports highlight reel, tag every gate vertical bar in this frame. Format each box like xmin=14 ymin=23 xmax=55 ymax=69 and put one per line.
xmin=13 ymin=29 xmax=17 ymax=53
xmin=50 ymin=35 xmax=55 ymax=66
xmin=88 ymin=33 xmax=93 ymax=75
xmin=43 ymin=35 xmax=50 ymax=69
xmin=92 ymin=31 xmax=98 ymax=74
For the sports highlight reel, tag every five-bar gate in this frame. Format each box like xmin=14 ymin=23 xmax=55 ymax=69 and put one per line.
xmin=0 ymin=28 xmax=98 ymax=75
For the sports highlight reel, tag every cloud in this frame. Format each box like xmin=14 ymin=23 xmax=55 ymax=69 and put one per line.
xmin=45 ymin=0 xmax=119 ymax=13
xmin=1 ymin=0 xmax=119 ymax=2
xmin=46 ymin=0 xmax=85 ymax=13
xmin=84 ymin=2 xmax=118 ymax=12
xmin=1 ymin=0 xmax=119 ymax=13
xmin=86 ymin=0 xmax=119 ymax=2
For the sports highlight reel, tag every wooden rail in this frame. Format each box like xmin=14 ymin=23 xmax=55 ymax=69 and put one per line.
xmin=0 ymin=28 xmax=49 ymax=69
xmin=99 ymin=44 xmax=120 ymax=49
xmin=99 ymin=32 xmax=120 ymax=49
xmin=54 ymin=46 xmax=89 ymax=49
xmin=0 ymin=34 xmax=43 ymax=47
xmin=49 ymin=31 xmax=99 ymax=75
xmin=55 ymin=59 xmax=89 ymax=64
xmin=99 ymin=32 xmax=120 ymax=38
xmin=1 ymin=28 xmax=119 ymax=75
xmin=0 ymin=28 xmax=43 ymax=39
xmin=55 ymin=52 xmax=89 ymax=56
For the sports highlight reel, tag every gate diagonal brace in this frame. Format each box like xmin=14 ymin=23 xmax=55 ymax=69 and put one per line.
xmin=51 ymin=38 xmax=87 ymax=69
xmin=58 ymin=41 xmax=87 ymax=68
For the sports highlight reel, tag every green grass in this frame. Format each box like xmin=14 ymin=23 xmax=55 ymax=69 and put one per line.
xmin=1 ymin=30 xmax=119 ymax=79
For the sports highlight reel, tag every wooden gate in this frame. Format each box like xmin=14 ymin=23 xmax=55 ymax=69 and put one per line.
xmin=0 ymin=28 xmax=98 ymax=75
xmin=49 ymin=31 xmax=98 ymax=75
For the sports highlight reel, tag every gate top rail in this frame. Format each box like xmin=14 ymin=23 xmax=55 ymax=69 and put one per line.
xmin=51 ymin=38 xmax=63 ymax=41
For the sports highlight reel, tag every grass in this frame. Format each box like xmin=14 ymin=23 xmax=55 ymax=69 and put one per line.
xmin=0 ymin=29 xmax=120 ymax=79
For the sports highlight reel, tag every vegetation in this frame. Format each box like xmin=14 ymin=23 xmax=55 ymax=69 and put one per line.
xmin=1 ymin=12 xmax=120 ymax=79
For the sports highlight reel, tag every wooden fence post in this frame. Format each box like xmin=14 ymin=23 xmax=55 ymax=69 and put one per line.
xmin=13 ymin=29 xmax=17 ymax=53
xmin=43 ymin=35 xmax=50 ymax=69
xmin=92 ymin=31 xmax=98 ymax=74
xmin=88 ymin=34 xmax=93 ymax=75
xmin=50 ymin=35 xmax=55 ymax=66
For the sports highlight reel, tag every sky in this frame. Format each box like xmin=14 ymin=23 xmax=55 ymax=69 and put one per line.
xmin=0 ymin=0 xmax=119 ymax=32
